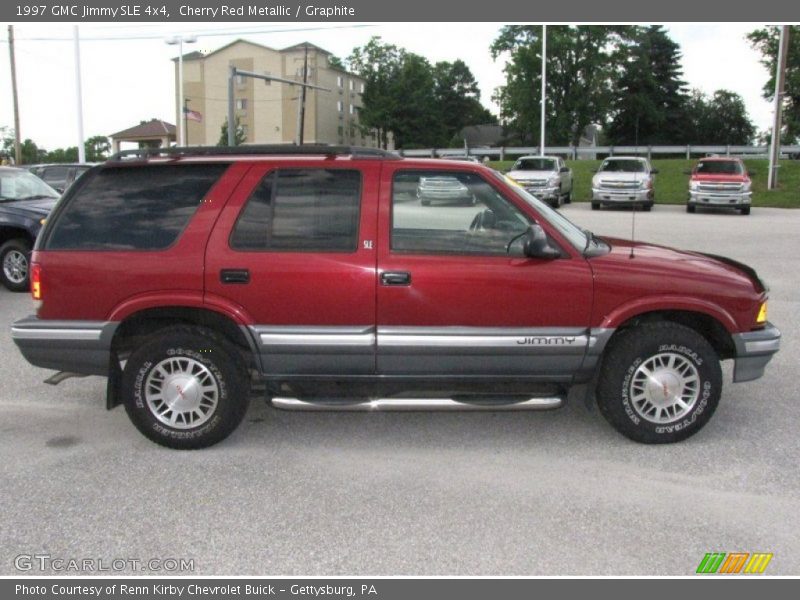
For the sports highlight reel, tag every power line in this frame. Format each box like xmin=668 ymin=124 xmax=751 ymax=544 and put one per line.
xmin=2 ymin=23 xmax=374 ymax=42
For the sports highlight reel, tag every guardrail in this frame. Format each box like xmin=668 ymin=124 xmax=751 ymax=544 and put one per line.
xmin=398 ymin=145 xmax=800 ymax=160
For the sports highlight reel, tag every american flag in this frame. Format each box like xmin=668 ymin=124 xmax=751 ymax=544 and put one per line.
xmin=184 ymin=108 xmax=202 ymax=123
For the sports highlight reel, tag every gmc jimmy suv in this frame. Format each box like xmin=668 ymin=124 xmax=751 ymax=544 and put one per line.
xmin=11 ymin=146 xmax=781 ymax=449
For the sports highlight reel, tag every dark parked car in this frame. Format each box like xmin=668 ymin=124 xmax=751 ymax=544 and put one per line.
xmin=0 ymin=167 xmax=60 ymax=291
xmin=28 ymin=163 xmax=94 ymax=194
xmin=11 ymin=145 xmax=780 ymax=449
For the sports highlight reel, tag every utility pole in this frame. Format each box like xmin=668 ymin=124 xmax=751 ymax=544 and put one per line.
xmin=296 ymin=44 xmax=309 ymax=145
xmin=8 ymin=25 xmax=21 ymax=165
xmin=184 ymin=97 xmax=190 ymax=146
xmin=73 ymin=26 xmax=86 ymax=163
xmin=540 ymin=24 xmax=547 ymax=156
xmin=768 ymin=26 xmax=790 ymax=190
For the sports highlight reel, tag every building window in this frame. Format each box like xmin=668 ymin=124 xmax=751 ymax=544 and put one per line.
xmin=236 ymin=75 xmax=245 ymax=86
xmin=349 ymin=104 xmax=356 ymax=115
xmin=236 ymin=99 xmax=248 ymax=111
xmin=349 ymin=80 xmax=355 ymax=91
xmin=337 ymin=125 xmax=344 ymax=136
xmin=337 ymin=100 xmax=344 ymax=113
xmin=360 ymin=82 xmax=365 ymax=94
xmin=337 ymin=75 xmax=343 ymax=88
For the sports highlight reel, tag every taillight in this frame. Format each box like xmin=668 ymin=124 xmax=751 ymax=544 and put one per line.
xmin=31 ymin=263 xmax=41 ymax=300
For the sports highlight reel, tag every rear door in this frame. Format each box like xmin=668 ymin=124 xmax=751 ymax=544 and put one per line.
xmin=376 ymin=165 xmax=593 ymax=380
xmin=204 ymin=160 xmax=380 ymax=376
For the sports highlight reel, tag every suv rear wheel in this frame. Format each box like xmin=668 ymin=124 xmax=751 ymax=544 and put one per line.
xmin=0 ymin=238 xmax=32 ymax=292
xmin=596 ymin=322 xmax=722 ymax=443
xmin=122 ymin=326 xmax=250 ymax=449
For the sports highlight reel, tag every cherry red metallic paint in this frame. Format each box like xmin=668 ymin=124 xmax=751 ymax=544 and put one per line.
xmin=32 ymin=157 xmax=764 ymax=337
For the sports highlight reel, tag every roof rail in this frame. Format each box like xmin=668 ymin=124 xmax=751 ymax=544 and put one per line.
xmin=109 ymin=144 xmax=401 ymax=161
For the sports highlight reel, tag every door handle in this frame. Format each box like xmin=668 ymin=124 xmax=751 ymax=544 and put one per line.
xmin=220 ymin=269 xmax=250 ymax=284
xmin=380 ymin=271 xmax=411 ymax=286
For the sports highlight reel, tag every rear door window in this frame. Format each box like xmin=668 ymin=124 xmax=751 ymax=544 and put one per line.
xmin=46 ymin=164 xmax=228 ymax=250
xmin=230 ymin=169 xmax=361 ymax=252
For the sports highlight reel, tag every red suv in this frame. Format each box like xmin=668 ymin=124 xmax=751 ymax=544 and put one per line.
xmin=11 ymin=146 xmax=780 ymax=449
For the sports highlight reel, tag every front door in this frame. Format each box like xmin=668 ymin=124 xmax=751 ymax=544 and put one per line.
xmin=204 ymin=161 xmax=380 ymax=376
xmin=376 ymin=166 xmax=593 ymax=380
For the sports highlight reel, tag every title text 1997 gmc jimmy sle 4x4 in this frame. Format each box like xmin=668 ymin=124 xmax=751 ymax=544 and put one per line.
xmin=10 ymin=146 xmax=781 ymax=449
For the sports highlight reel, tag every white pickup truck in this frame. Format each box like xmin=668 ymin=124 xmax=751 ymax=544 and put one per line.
xmin=507 ymin=155 xmax=573 ymax=208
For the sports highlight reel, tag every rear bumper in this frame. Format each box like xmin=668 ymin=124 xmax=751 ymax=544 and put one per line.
xmin=731 ymin=322 xmax=781 ymax=383
xmin=11 ymin=316 xmax=118 ymax=376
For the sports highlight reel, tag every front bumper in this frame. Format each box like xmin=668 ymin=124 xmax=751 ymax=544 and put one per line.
xmin=731 ymin=322 xmax=781 ymax=382
xmin=11 ymin=315 xmax=118 ymax=376
xmin=592 ymin=188 xmax=651 ymax=203
xmin=520 ymin=185 xmax=559 ymax=200
xmin=689 ymin=190 xmax=751 ymax=207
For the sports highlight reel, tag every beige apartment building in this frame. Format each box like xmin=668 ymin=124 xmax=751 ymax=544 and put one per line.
xmin=173 ymin=40 xmax=383 ymax=148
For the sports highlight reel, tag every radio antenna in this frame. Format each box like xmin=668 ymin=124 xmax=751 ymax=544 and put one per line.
xmin=629 ymin=200 xmax=636 ymax=259
xmin=629 ymin=117 xmax=640 ymax=259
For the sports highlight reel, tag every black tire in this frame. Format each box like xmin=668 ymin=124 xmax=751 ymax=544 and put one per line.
xmin=686 ymin=204 xmax=696 ymax=213
xmin=591 ymin=202 xmax=600 ymax=211
xmin=642 ymin=203 xmax=653 ymax=212
xmin=122 ymin=326 xmax=250 ymax=449
xmin=740 ymin=206 xmax=751 ymax=215
xmin=0 ymin=238 xmax=32 ymax=292
xmin=564 ymin=191 xmax=572 ymax=204
xmin=420 ymin=198 xmax=431 ymax=206
xmin=596 ymin=322 xmax=722 ymax=444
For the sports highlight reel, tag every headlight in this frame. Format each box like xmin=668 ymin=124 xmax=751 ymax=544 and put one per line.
xmin=690 ymin=182 xmax=699 ymax=191
xmin=592 ymin=177 xmax=599 ymax=187
xmin=547 ymin=176 xmax=559 ymax=187
xmin=742 ymin=182 xmax=752 ymax=192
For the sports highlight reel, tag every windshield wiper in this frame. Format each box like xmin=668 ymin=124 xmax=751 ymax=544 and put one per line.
xmin=16 ymin=194 xmax=57 ymax=200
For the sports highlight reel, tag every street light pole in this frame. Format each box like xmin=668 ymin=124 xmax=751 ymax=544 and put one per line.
xmin=540 ymin=24 xmax=547 ymax=156
xmin=166 ymin=35 xmax=197 ymax=147
xmin=768 ymin=26 xmax=790 ymax=190
xmin=73 ymin=26 xmax=85 ymax=163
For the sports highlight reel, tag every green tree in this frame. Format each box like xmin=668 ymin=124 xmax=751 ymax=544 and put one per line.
xmin=432 ymin=60 xmax=496 ymax=146
xmin=217 ymin=117 xmax=246 ymax=146
xmin=85 ymin=135 xmax=110 ymax=161
xmin=748 ymin=26 xmax=800 ymax=144
xmin=491 ymin=25 xmax=633 ymax=146
xmin=348 ymin=37 xmax=406 ymax=149
xmin=606 ymin=26 xmax=689 ymax=145
xmin=20 ymin=139 xmax=46 ymax=164
xmin=682 ymin=89 xmax=755 ymax=144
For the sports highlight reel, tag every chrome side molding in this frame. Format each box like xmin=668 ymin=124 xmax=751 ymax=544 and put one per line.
xmin=270 ymin=396 xmax=564 ymax=411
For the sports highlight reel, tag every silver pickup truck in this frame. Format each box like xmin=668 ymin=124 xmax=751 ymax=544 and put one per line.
xmin=591 ymin=156 xmax=657 ymax=211
xmin=507 ymin=156 xmax=573 ymax=208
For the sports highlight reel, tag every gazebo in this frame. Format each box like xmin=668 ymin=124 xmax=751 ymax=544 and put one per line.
xmin=109 ymin=119 xmax=176 ymax=154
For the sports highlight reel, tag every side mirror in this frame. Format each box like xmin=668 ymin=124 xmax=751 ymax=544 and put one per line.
xmin=683 ymin=170 xmax=693 ymax=175
xmin=523 ymin=224 xmax=561 ymax=260
xmin=591 ymin=168 xmax=599 ymax=173
xmin=651 ymin=168 xmax=659 ymax=174
xmin=560 ymin=166 xmax=570 ymax=173
xmin=748 ymin=171 xmax=755 ymax=177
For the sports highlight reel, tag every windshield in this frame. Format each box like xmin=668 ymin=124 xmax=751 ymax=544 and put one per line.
xmin=512 ymin=158 xmax=556 ymax=172
xmin=696 ymin=160 xmax=743 ymax=175
xmin=0 ymin=170 xmax=60 ymax=201
xmin=599 ymin=159 xmax=645 ymax=173
xmin=494 ymin=171 xmax=588 ymax=251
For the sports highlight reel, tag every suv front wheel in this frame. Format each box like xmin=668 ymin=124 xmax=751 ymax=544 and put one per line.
xmin=0 ymin=238 xmax=32 ymax=292
xmin=122 ymin=326 xmax=250 ymax=449
xmin=596 ymin=322 xmax=722 ymax=443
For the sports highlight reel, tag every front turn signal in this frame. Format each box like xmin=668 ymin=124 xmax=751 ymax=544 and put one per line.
xmin=756 ymin=302 xmax=767 ymax=325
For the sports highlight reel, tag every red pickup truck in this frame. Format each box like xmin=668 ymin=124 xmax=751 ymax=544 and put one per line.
xmin=687 ymin=156 xmax=753 ymax=215
xmin=11 ymin=146 xmax=780 ymax=449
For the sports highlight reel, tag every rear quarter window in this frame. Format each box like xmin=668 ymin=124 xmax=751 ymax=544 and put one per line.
xmin=46 ymin=164 xmax=228 ymax=250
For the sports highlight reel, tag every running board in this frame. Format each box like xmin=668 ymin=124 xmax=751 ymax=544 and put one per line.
xmin=271 ymin=396 xmax=564 ymax=412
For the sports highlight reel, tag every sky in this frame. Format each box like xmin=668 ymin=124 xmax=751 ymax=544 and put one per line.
xmin=0 ymin=22 xmax=775 ymax=150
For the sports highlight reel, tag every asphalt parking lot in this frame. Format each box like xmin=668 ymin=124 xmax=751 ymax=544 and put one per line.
xmin=1 ymin=203 xmax=798 ymax=576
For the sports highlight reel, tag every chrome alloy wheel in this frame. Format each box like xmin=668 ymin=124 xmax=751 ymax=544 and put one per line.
xmin=145 ymin=357 xmax=219 ymax=429
xmin=3 ymin=249 xmax=28 ymax=284
xmin=629 ymin=352 xmax=700 ymax=424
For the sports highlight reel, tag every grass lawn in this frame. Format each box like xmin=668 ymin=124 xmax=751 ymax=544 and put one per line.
xmin=488 ymin=158 xmax=800 ymax=208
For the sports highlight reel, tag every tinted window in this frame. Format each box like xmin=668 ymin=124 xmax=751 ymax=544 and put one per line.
xmin=599 ymin=159 xmax=646 ymax=173
xmin=392 ymin=170 xmax=530 ymax=256
xmin=230 ymin=169 xmax=361 ymax=252
xmin=42 ymin=166 xmax=70 ymax=183
xmin=696 ymin=160 xmax=743 ymax=175
xmin=47 ymin=164 xmax=228 ymax=250
xmin=513 ymin=158 xmax=556 ymax=171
